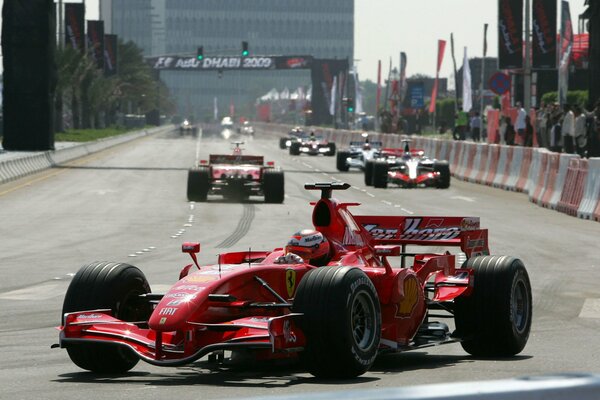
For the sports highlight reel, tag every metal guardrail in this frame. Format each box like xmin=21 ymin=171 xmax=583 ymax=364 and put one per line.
xmin=0 ymin=126 xmax=174 ymax=185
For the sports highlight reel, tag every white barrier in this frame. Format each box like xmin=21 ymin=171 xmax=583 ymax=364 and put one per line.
xmin=492 ymin=145 xmax=510 ymax=188
xmin=548 ymin=153 xmax=580 ymax=209
xmin=504 ymin=146 xmax=524 ymax=190
xmin=577 ymin=157 xmax=600 ymax=219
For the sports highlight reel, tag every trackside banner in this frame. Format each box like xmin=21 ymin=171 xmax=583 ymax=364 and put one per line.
xmin=87 ymin=20 xmax=105 ymax=70
xmin=532 ymin=0 xmax=557 ymax=69
xmin=104 ymin=34 xmax=118 ymax=76
xmin=149 ymin=55 xmax=313 ymax=71
xmin=65 ymin=3 xmax=84 ymax=52
xmin=498 ymin=0 xmax=523 ymax=69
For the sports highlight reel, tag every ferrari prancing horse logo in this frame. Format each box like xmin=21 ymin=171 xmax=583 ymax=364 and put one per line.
xmin=285 ymin=269 xmax=296 ymax=298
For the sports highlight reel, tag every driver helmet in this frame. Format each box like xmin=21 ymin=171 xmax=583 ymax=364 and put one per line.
xmin=285 ymin=229 xmax=330 ymax=266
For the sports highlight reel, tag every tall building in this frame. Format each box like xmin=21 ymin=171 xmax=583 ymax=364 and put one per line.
xmin=100 ymin=0 xmax=354 ymax=120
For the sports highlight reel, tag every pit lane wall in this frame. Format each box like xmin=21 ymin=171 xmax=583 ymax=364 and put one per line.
xmin=0 ymin=126 xmax=174 ymax=185
xmin=254 ymin=122 xmax=600 ymax=223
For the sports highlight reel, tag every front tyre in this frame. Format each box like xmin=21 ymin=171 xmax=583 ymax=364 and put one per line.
xmin=433 ymin=161 xmax=450 ymax=189
xmin=372 ymin=160 xmax=389 ymax=188
xmin=454 ymin=256 xmax=532 ymax=357
xmin=336 ymin=151 xmax=350 ymax=171
xmin=263 ymin=169 xmax=285 ymax=203
xmin=327 ymin=142 xmax=336 ymax=156
xmin=292 ymin=266 xmax=381 ymax=378
xmin=187 ymin=167 xmax=210 ymax=201
xmin=62 ymin=262 xmax=152 ymax=373
xmin=364 ymin=160 xmax=374 ymax=186
xmin=279 ymin=137 xmax=288 ymax=149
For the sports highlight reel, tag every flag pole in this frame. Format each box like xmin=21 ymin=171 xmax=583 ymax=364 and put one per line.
xmin=481 ymin=23 xmax=488 ymax=136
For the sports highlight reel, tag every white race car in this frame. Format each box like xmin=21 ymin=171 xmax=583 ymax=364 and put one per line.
xmin=336 ymin=133 xmax=382 ymax=171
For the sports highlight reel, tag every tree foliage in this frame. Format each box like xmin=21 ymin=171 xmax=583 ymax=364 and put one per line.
xmin=55 ymin=40 xmax=175 ymax=130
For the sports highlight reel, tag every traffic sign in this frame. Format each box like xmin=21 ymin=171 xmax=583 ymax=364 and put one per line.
xmin=489 ymin=72 xmax=511 ymax=96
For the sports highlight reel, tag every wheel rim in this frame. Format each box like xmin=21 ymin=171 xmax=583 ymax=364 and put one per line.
xmin=512 ymin=279 xmax=529 ymax=334
xmin=351 ymin=290 xmax=377 ymax=351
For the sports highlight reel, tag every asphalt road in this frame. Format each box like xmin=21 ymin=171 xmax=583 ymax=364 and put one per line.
xmin=1 ymin=128 xmax=599 ymax=400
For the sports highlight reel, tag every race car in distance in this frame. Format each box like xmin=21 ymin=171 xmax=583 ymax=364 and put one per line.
xmin=179 ymin=119 xmax=198 ymax=136
xmin=336 ymin=133 xmax=382 ymax=171
xmin=365 ymin=140 xmax=450 ymax=189
xmin=289 ymin=132 xmax=336 ymax=156
xmin=186 ymin=142 xmax=284 ymax=202
xmin=220 ymin=116 xmax=236 ymax=140
xmin=57 ymin=182 xmax=531 ymax=379
xmin=279 ymin=126 xmax=305 ymax=149
xmin=239 ymin=121 xmax=255 ymax=136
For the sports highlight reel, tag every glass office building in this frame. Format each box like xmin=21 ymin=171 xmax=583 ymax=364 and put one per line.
xmin=101 ymin=0 xmax=354 ymax=120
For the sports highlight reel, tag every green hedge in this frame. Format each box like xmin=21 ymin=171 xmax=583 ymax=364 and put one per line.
xmin=540 ymin=91 xmax=588 ymax=108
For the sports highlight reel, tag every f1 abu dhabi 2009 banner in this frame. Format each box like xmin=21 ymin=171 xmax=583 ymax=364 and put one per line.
xmin=87 ymin=20 xmax=105 ymax=69
xmin=498 ymin=0 xmax=523 ymax=69
xmin=150 ymin=55 xmax=313 ymax=71
xmin=532 ymin=0 xmax=557 ymax=69
xmin=104 ymin=34 xmax=118 ymax=76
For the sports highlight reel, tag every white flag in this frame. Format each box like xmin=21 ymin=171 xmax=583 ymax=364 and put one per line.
xmin=329 ymin=76 xmax=337 ymax=116
xmin=352 ymin=67 xmax=364 ymax=114
xmin=462 ymin=47 xmax=472 ymax=112
xmin=213 ymin=97 xmax=218 ymax=121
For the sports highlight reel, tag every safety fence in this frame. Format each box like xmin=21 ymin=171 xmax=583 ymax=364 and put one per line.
xmin=255 ymin=122 xmax=600 ymax=223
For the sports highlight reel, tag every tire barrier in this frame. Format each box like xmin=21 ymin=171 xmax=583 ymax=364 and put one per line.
xmin=0 ymin=126 xmax=171 ymax=185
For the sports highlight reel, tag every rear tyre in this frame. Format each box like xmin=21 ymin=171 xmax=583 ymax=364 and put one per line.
xmin=454 ymin=256 xmax=532 ymax=357
xmin=434 ymin=161 xmax=450 ymax=189
xmin=62 ymin=262 xmax=152 ymax=373
xmin=263 ymin=169 xmax=285 ymax=203
xmin=292 ymin=266 xmax=381 ymax=378
xmin=327 ymin=142 xmax=336 ymax=156
xmin=336 ymin=151 xmax=350 ymax=171
xmin=279 ymin=137 xmax=288 ymax=149
xmin=364 ymin=160 xmax=374 ymax=186
xmin=372 ymin=160 xmax=389 ymax=188
xmin=187 ymin=167 xmax=210 ymax=201
xmin=289 ymin=142 xmax=301 ymax=156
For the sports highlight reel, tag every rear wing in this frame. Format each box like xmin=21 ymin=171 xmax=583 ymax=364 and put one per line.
xmin=350 ymin=141 xmax=383 ymax=147
xmin=353 ymin=215 xmax=489 ymax=258
xmin=381 ymin=148 xmax=425 ymax=157
xmin=209 ymin=155 xmax=264 ymax=165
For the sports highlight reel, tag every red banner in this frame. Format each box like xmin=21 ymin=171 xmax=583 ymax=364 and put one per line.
xmin=429 ymin=40 xmax=446 ymax=114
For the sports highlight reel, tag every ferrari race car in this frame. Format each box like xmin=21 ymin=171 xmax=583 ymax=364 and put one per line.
xmin=57 ymin=182 xmax=532 ymax=379
xmin=179 ymin=119 xmax=198 ymax=136
xmin=336 ymin=133 xmax=382 ymax=171
xmin=365 ymin=140 xmax=450 ymax=189
xmin=278 ymin=126 xmax=305 ymax=149
xmin=289 ymin=133 xmax=336 ymax=156
xmin=186 ymin=142 xmax=284 ymax=202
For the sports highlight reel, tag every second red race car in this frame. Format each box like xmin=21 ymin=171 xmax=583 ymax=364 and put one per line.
xmin=187 ymin=142 xmax=284 ymax=202
xmin=57 ymin=182 xmax=531 ymax=379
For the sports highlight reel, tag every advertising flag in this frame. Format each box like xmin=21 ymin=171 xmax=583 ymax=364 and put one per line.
xmin=87 ymin=20 xmax=105 ymax=69
xmin=65 ymin=3 xmax=85 ymax=52
xmin=104 ymin=34 xmax=118 ymax=76
xmin=532 ymin=0 xmax=557 ymax=69
xmin=399 ymin=52 xmax=408 ymax=103
xmin=429 ymin=40 xmax=447 ymax=114
xmin=462 ymin=47 xmax=473 ymax=112
xmin=498 ymin=0 xmax=523 ymax=69
xmin=558 ymin=0 xmax=573 ymax=106
xmin=329 ymin=76 xmax=337 ymax=116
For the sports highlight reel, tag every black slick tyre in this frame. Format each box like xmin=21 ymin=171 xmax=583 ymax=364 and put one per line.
xmin=372 ymin=160 xmax=389 ymax=188
xmin=187 ymin=167 xmax=210 ymax=201
xmin=454 ymin=256 xmax=532 ymax=357
xmin=289 ymin=142 xmax=301 ymax=155
xmin=336 ymin=151 xmax=350 ymax=171
xmin=364 ymin=160 xmax=374 ymax=186
xmin=292 ymin=266 xmax=381 ymax=378
xmin=279 ymin=137 xmax=288 ymax=149
xmin=433 ymin=161 xmax=450 ymax=189
xmin=62 ymin=262 xmax=152 ymax=373
xmin=327 ymin=142 xmax=336 ymax=156
xmin=263 ymin=169 xmax=284 ymax=203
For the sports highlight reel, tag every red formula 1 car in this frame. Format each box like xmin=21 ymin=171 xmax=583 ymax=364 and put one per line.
xmin=289 ymin=132 xmax=336 ymax=156
xmin=57 ymin=183 xmax=531 ymax=378
xmin=365 ymin=140 xmax=450 ymax=189
xmin=187 ymin=142 xmax=284 ymax=203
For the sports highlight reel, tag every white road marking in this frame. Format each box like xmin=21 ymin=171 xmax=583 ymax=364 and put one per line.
xmin=189 ymin=203 xmax=195 ymax=210
xmin=580 ymin=299 xmax=600 ymax=318
xmin=381 ymin=200 xmax=392 ymax=206
xmin=451 ymin=196 xmax=476 ymax=203
xmin=401 ymin=208 xmax=415 ymax=215
xmin=365 ymin=192 xmax=375 ymax=198
xmin=129 ymin=254 xmax=137 ymax=257
xmin=352 ymin=186 xmax=362 ymax=191
xmin=0 ymin=281 xmax=69 ymax=300
xmin=302 ymin=162 xmax=313 ymax=169
xmin=394 ymin=204 xmax=403 ymax=208
xmin=314 ymin=168 xmax=321 ymax=172
xmin=184 ymin=223 xmax=192 ymax=227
